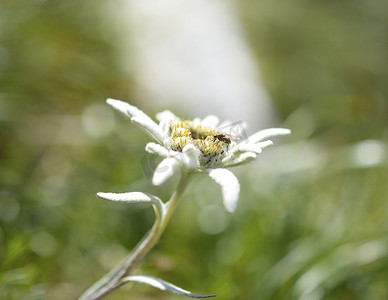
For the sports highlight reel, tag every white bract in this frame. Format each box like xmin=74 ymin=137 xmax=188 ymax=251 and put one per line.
xmin=107 ymin=98 xmax=290 ymax=213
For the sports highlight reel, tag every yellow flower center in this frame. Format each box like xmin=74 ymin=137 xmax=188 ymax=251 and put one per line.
xmin=169 ymin=119 xmax=229 ymax=166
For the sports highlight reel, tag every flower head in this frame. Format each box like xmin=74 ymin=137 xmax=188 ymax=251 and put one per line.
xmin=107 ymin=98 xmax=290 ymax=212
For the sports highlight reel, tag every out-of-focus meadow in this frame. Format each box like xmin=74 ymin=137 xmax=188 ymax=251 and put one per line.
xmin=1 ymin=1 xmax=388 ymax=299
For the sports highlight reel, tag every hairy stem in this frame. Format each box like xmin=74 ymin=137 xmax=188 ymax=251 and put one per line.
xmin=79 ymin=173 xmax=191 ymax=300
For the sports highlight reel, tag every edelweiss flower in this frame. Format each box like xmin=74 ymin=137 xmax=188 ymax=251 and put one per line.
xmin=107 ymin=98 xmax=290 ymax=213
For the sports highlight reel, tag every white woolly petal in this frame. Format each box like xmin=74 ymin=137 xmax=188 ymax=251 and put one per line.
xmin=255 ymin=140 xmax=275 ymax=149
xmin=192 ymin=117 xmax=201 ymax=123
xmin=107 ymin=98 xmax=147 ymax=119
xmin=152 ymin=157 xmax=180 ymax=186
xmin=107 ymin=98 xmax=165 ymax=143
xmin=223 ymin=152 xmax=257 ymax=167
xmin=145 ymin=142 xmax=169 ymax=157
xmin=236 ymin=140 xmax=273 ymax=154
xmin=208 ymin=169 xmax=240 ymax=213
xmin=156 ymin=110 xmax=178 ymax=123
xmin=97 ymin=192 xmax=164 ymax=216
xmin=156 ymin=110 xmax=178 ymax=136
xmin=131 ymin=116 xmax=165 ymax=144
xmin=220 ymin=153 xmax=235 ymax=165
xmin=180 ymin=144 xmax=200 ymax=170
xmin=248 ymin=128 xmax=291 ymax=144
xmin=200 ymin=115 xmax=220 ymax=128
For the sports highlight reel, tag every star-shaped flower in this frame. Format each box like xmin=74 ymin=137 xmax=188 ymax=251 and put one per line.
xmin=107 ymin=98 xmax=290 ymax=213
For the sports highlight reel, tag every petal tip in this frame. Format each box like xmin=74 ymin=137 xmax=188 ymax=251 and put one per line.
xmin=96 ymin=192 xmax=105 ymax=198
xmin=283 ymin=128 xmax=291 ymax=135
xmin=106 ymin=98 xmax=121 ymax=106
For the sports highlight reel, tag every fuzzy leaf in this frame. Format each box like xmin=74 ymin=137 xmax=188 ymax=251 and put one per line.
xmin=122 ymin=275 xmax=216 ymax=298
xmin=96 ymin=192 xmax=164 ymax=216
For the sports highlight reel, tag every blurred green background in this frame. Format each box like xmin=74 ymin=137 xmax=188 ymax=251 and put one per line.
xmin=1 ymin=1 xmax=388 ymax=299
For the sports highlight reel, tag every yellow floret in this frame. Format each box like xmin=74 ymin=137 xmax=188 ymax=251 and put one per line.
xmin=169 ymin=119 xmax=229 ymax=166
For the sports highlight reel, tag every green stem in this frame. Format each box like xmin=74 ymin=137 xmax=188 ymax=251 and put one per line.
xmin=79 ymin=173 xmax=191 ymax=300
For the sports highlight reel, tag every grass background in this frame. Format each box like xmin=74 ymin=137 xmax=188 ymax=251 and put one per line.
xmin=1 ymin=1 xmax=387 ymax=299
